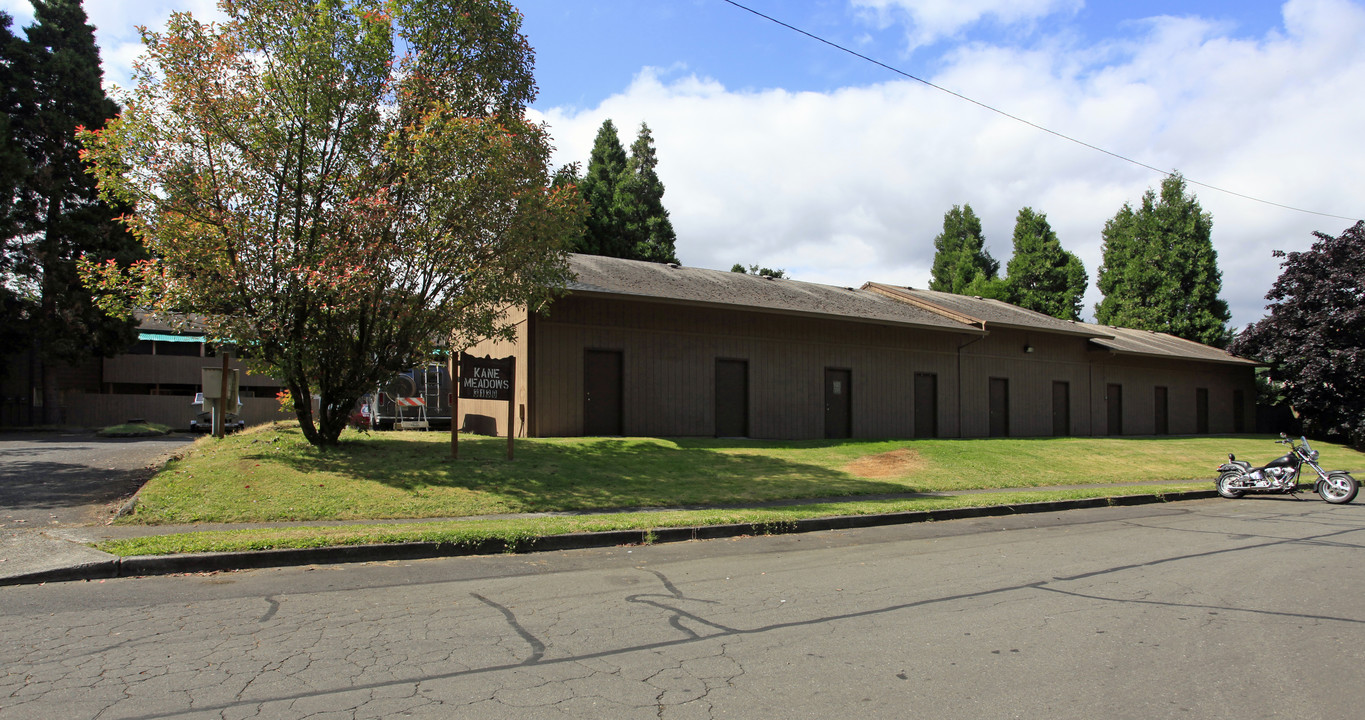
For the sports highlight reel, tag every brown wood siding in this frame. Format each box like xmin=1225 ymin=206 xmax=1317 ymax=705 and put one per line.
xmin=101 ymin=354 xmax=279 ymax=389
xmin=956 ymin=329 xmax=1094 ymax=438
xmin=530 ymin=295 xmax=972 ymax=439
xmin=1088 ymin=355 xmax=1256 ymax=435
xmin=61 ymin=394 xmax=291 ymax=429
xmin=486 ymin=294 xmax=1258 ymax=441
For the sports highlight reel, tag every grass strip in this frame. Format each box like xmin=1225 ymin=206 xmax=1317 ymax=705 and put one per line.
xmin=123 ymin=424 xmax=1362 ymax=525
xmin=97 ymin=483 xmax=1206 ymax=557
xmin=97 ymin=422 xmax=174 ymax=438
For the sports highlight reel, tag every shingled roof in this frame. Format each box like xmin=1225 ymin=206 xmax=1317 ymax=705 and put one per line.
xmin=861 ymin=283 xmax=1105 ymax=338
xmin=565 ymin=255 xmax=1258 ymax=366
xmin=1087 ymin=325 xmax=1260 ymax=366
xmin=566 ymin=255 xmax=982 ymax=334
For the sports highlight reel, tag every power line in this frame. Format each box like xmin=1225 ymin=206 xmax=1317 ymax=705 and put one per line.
xmin=719 ymin=0 xmax=1361 ymax=223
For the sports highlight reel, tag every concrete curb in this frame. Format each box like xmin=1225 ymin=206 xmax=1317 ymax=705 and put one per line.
xmin=0 ymin=490 xmax=1218 ymax=586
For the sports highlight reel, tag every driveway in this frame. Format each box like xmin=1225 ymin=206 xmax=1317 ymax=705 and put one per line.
xmin=0 ymin=431 xmax=194 ymax=528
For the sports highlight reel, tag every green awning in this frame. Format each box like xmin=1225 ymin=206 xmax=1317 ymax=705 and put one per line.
xmin=138 ymin=332 xmax=204 ymax=343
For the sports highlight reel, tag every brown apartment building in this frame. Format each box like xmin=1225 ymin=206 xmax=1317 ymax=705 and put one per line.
xmin=459 ymin=254 xmax=1259 ymax=440
xmin=0 ymin=313 xmax=289 ymax=429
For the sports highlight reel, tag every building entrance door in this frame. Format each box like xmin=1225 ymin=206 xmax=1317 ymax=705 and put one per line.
xmin=715 ymin=359 xmax=749 ymax=437
xmin=583 ymin=350 xmax=622 ymax=436
xmin=914 ymin=372 xmax=937 ymax=439
xmin=1052 ymin=381 xmax=1070 ymax=436
xmin=989 ymin=378 xmax=1009 ymax=437
xmin=824 ymin=368 xmax=851 ymax=439
xmin=1107 ymin=384 xmax=1123 ymax=436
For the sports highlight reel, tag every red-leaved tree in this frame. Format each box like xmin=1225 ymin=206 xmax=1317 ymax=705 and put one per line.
xmin=1231 ymin=222 xmax=1365 ymax=448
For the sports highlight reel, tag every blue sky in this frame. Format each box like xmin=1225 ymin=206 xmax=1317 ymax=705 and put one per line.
xmin=516 ymin=1 xmax=1290 ymax=111
xmin=3 ymin=0 xmax=1362 ymax=328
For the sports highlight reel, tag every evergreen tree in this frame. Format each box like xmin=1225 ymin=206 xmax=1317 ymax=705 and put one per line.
xmin=573 ymin=119 xmax=678 ymax=263
xmin=1095 ymin=174 xmax=1231 ymax=346
xmin=575 ymin=118 xmax=629 ymax=256
xmin=3 ymin=1 xmax=141 ymax=422
xmin=615 ymin=122 xmax=677 ymax=263
xmin=929 ymin=203 xmax=998 ymax=294
xmin=1003 ymin=207 xmax=1087 ymax=320
xmin=0 ymin=12 xmax=29 ymax=372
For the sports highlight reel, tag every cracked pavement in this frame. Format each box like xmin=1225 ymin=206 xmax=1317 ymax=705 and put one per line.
xmin=3 ymin=500 xmax=1365 ymax=719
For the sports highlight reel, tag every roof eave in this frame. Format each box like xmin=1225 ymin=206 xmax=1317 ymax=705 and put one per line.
xmin=564 ymin=287 xmax=987 ymax=336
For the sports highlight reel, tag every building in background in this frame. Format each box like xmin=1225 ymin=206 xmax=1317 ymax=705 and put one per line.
xmin=0 ymin=313 xmax=289 ymax=429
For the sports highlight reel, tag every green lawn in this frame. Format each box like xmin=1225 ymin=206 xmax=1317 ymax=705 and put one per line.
xmin=122 ymin=422 xmax=1365 ymax=525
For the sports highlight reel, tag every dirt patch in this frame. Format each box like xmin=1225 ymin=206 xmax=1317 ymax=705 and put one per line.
xmin=843 ymin=448 xmax=927 ymax=478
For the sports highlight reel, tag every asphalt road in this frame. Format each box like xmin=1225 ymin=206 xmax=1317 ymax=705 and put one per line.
xmin=0 ymin=431 xmax=194 ymax=529
xmin=2 ymin=497 xmax=1363 ymax=719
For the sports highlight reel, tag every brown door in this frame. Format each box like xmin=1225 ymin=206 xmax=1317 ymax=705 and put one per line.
xmin=1196 ymin=388 xmax=1209 ymax=434
xmin=583 ymin=350 xmax=622 ymax=436
xmin=989 ymin=378 xmax=1009 ymax=437
xmin=1052 ymin=381 xmax=1070 ymax=437
xmin=824 ymin=368 xmax=851 ymax=439
xmin=1233 ymin=390 xmax=1246 ymax=433
xmin=715 ymin=359 xmax=749 ymax=437
xmin=1107 ymin=384 xmax=1123 ymax=436
xmin=1154 ymin=386 xmax=1169 ymax=435
xmin=914 ymin=372 xmax=937 ymax=439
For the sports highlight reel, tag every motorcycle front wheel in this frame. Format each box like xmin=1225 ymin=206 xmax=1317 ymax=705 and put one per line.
xmin=1216 ymin=471 xmax=1246 ymax=498
xmin=1318 ymin=472 xmax=1358 ymax=504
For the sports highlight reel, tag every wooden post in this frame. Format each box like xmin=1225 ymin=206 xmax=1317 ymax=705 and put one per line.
xmin=215 ymin=348 xmax=229 ymax=439
xmin=450 ymin=353 xmax=459 ymax=460
xmin=506 ymin=357 xmax=516 ymax=460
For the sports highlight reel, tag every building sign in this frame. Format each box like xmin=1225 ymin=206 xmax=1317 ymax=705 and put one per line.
xmin=458 ymin=354 xmax=514 ymax=401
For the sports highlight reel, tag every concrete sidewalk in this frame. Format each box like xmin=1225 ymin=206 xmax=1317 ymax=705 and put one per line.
xmin=0 ymin=482 xmax=1219 ymax=586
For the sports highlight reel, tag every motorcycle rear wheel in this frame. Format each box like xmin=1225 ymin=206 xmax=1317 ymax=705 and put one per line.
xmin=1216 ymin=471 xmax=1246 ymax=499
xmin=1318 ymin=472 xmax=1358 ymax=504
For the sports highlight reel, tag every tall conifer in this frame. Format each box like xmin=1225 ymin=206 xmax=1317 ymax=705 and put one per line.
xmin=929 ymin=204 xmax=998 ymax=294
xmin=575 ymin=119 xmax=629 ymax=256
xmin=615 ymin=122 xmax=677 ymax=263
xmin=1004 ymin=207 xmax=1087 ymax=320
xmin=3 ymin=0 xmax=141 ymax=421
xmin=1095 ymin=174 xmax=1231 ymax=346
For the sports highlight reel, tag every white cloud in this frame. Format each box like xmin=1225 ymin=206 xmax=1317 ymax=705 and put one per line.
xmin=851 ymin=0 xmax=1084 ymax=50
xmin=535 ymin=0 xmax=1365 ymax=328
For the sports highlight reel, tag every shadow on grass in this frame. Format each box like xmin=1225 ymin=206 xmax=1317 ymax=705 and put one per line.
xmin=245 ymin=433 xmax=918 ymax=512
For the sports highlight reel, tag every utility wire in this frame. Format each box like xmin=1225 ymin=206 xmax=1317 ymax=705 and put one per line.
xmin=720 ymin=0 xmax=1361 ymax=223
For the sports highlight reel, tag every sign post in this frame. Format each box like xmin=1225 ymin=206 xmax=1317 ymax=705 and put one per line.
xmin=455 ymin=353 xmax=517 ymax=460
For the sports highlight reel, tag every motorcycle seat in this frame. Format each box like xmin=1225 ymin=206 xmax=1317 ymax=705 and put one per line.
xmin=1228 ymin=460 xmax=1252 ymax=472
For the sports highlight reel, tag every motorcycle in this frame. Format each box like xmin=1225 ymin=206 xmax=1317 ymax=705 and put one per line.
xmin=1216 ymin=433 xmax=1358 ymax=504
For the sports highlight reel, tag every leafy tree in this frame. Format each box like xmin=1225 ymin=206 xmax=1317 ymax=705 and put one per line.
xmin=80 ymin=0 xmax=585 ymax=446
xmin=1003 ymin=207 xmax=1087 ymax=320
xmin=1231 ymin=222 xmax=1365 ymax=447
xmin=730 ymin=263 xmax=785 ymax=278
xmin=1 ymin=1 xmax=141 ymax=422
xmin=929 ymin=203 xmax=998 ymax=294
xmin=575 ymin=118 xmax=629 ymax=256
xmin=1095 ymin=174 xmax=1231 ymax=346
xmin=614 ymin=122 xmax=677 ymax=263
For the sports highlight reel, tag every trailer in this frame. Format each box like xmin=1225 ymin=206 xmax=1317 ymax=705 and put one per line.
xmin=369 ymin=363 xmax=453 ymax=430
